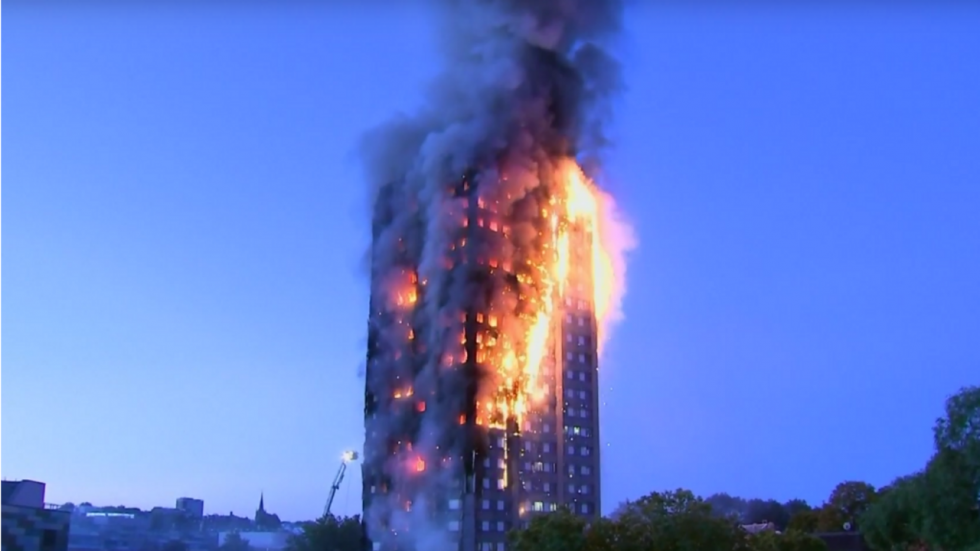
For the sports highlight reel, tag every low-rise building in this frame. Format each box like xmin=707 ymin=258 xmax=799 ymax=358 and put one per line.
xmin=1 ymin=480 xmax=71 ymax=551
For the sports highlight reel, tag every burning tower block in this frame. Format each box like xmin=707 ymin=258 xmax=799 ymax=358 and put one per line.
xmin=359 ymin=2 xmax=629 ymax=551
xmin=363 ymin=161 xmax=611 ymax=551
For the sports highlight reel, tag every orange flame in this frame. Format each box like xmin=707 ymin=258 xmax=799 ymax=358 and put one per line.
xmin=467 ymin=158 xmax=631 ymax=432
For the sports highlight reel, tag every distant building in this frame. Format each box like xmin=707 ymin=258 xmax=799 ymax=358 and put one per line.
xmin=252 ymin=495 xmax=281 ymax=532
xmin=1 ymin=480 xmax=71 ymax=551
xmin=175 ymin=498 xmax=204 ymax=520
xmin=741 ymin=522 xmax=777 ymax=534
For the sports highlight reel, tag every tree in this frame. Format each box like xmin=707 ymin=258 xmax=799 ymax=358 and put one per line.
xmin=743 ymin=499 xmax=792 ymax=530
xmin=934 ymin=385 xmax=980 ymax=455
xmin=220 ymin=532 xmax=251 ymax=551
xmin=617 ymin=489 xmax=749 ymax=551
xmin=786 ymin=510 xmax=819 ymax=534
xmin=783 ymin=500 xmax=812 ymax=520
xmin=510 ymin=508 xmax=591 ymax=551
xmin=286 ymin=514 xmax=361 ymax=551
xmin=859 ymin=474 xmax=926 ymax=551
xmin=748 ymin=530 xmax=828 ymax=551
xmin=859 ymin=386 xmax=980 ymax=551
xmin=815 ymin=481 xmax=877 ymax=532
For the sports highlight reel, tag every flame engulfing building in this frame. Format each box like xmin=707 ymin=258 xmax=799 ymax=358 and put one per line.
xmin=359 ymin=2 xmax=629 ymax=551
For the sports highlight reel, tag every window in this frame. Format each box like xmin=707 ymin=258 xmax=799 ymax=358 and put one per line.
xmin=448 ymin=521 xmax=460 ymax=532
xmin=484 ymin=458 xmax=490 ymax=468
xmin=566 ymin=351 xmax=573 ymax=360
xmin=579 ymin=390 xmax=586 ymax=399
xmin=578 ymin=353 xmax=585 ymax=362
xmin=533 ymin=501 xmax=544 ymax=512
xmin=568 ymin=445 xmax=576 ymax=455
xmin=370 ymin=485 xmax=376 ymax=493
xmin=543 ymin=482 xmax=550 ymax=492
xmin=567 ymin=370 xmax=574 ymax=380
xmin=568 ymin=407 xmax=576 ymax=417
xmin=543 ymin=423 xmax=551 ymax=433
xmin=568 ymin=465 xmax=576 ymax=475
xmin=480 ymin=544 xmax=492 ymax=551
xmin=497 ymin=478 xmax=505 ymax=490
xmin=577 ymin=317 xmax=584 ymax=326
xmin=497 ymin=521 xmax=504 ymax=532
xmin=483 ymin=478 xmax=490 ymax=489
xmin=549 ymin=503 xmax=558 ymax=512
xmin=581 ymin=466 xmax=591 ymax=475
xmin=577 ymin=335 xmax=585 ymax=345
xmin=497 ymin=437 xmax=505 ymax=447
xmin=524 ymin=462 xmax=531 ymax=471
xmin=374 ymin=543 xmax=382 ymax=551
xmin=581 ymin=446 xmax=591 ymax=456
xmin=533 ymin=461 xmax=543 ymax=472
xmin=482 ymin=521 xmax=490 ymax=531
xmin=498 ymin=458 xmax=506 ymax=469
xmin=582 ymin=485 xmax=590 ymax=494
xmin=497 ymin=544 xmax=506 ymax=551
xmin=568 ymin=483 xmax=576 ymax=493
xmin=497 ymin=500 xmax=504 ymax=511
xmin=450 ymin=499 xmax=461 ymax=510
xmin=578 ymin=372 xmax=586 ymax=382
xmin=581 ymin=503 xmax=590 ymax=514
xmin=482 ymin=499 xmax=490 ymax=510
xmin=525 ymin=441 xmax=533 ymax=451
xmin=566 ymin=334 xmax=572 ymax=342
xmin=543 ymin=443 xmax=551 ymax=453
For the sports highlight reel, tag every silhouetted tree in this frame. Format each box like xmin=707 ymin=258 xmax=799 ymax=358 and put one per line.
xmin=220 ymin=532 xmax=251 ymax=551
xmin=815 ymin=481 xmax=877 ymax=532
xmin=859 ymin=385 xmax=980 ymax=551
xmin=286 ymin=514 xmax=361 ymax=551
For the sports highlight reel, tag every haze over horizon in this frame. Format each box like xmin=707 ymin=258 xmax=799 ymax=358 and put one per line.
xmin=4 ymin=3 xmax=979 ymax=522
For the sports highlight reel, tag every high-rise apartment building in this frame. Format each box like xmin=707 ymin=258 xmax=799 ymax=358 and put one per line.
xmin=362 ymin=172 xmax=602 ymax=551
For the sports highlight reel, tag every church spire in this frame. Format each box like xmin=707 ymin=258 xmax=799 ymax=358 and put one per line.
xmin=258 ymin=492 xmax=265 ymax=513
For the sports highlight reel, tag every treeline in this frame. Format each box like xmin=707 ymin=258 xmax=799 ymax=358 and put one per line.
xmin=291 ymin=385 xmax=978 ymax=551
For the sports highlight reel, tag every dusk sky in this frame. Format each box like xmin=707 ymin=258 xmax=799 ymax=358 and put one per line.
xmin=4 ymin=4 xmax=979 ymax=522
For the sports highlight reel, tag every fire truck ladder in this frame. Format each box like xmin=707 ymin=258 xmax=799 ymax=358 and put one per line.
xmin=324 ymin=450 xmax=358 ymax=517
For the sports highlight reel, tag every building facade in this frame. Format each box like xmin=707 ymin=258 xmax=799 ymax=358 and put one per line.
xmin=1 ymin=480 xmax=70 ymax=551
xmin=362 ymin=173 xmax=602 ymax=551
xmin=175 ymin=498 xmax=204 ymax=520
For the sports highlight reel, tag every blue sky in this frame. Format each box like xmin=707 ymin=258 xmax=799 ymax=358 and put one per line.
xmin=4 ymin=4 xmax=978 ymax=521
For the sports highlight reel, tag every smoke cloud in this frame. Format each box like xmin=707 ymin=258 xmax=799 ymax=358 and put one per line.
xmin=359 ymin=1 xmax=626 ymax=550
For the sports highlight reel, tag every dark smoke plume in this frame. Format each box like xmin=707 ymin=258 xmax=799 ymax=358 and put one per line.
xmin=359 ymin=1 xmax=624 ymax=550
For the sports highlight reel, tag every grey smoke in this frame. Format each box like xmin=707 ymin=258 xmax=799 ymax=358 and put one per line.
xmin=359 ymin=1 xmax=623 ymax=550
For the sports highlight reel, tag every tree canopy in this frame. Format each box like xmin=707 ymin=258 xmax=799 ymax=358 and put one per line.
xmin=859 ymin=385 xmax=980 ymax=551
xmin=286 ymin=514 xmax=362 ymax=551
